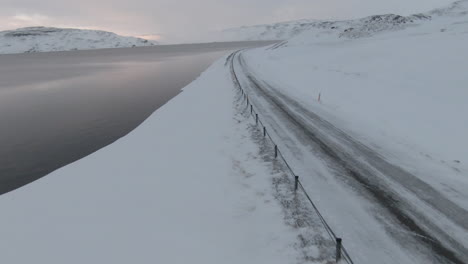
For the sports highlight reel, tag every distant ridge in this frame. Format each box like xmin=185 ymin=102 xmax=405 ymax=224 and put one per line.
xmin=0 ymin=27 xmax=156 ymax=54
xmin=215 ymin=0 xmax=467 ymax=41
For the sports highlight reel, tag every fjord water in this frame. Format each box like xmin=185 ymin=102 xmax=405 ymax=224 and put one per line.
xmin=0 ymin=41 xmax=270 ymax=195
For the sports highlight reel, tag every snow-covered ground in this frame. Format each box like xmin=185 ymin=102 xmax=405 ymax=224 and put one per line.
xmin=1 ymin=1 xmax=468 ymax=263
xmin=232 ymin=0 xmax=468 ymax=263
xmin=0 ymin=27 xmax=155 ymax=54
xmin=243 ymin=0 xmax=468 ymax=199
xmin=205 ymin=0 xmax=463 ymax=42
xmin=216 ymin=13 xmax=430 ymax=41
xmin=0 ymin=55 xmax=332 ymax=263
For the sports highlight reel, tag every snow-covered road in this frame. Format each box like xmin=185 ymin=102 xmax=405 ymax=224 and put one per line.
xmin=229 ymin=51 xmax=468 ymax=264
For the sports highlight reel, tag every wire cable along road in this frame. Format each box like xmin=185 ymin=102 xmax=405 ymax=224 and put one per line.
xmin=228 ymin=50 xmax=468 ymax=264
xmin=228 ymin=50 xmax=354 ymax=264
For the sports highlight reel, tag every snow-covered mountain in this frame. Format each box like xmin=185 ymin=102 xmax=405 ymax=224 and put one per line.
xmin=216 ymin=1 xmax=468 ymax=42
xmin=219 ymin=14 xmax=428 ymax=41
xmin=0 ymin=27 xmax=156 ymax=54
xmin=283 ymin=0 xmax=468 ymax=46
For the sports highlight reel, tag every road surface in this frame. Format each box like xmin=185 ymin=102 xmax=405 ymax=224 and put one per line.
xmin=229 ymin=50 xmax=468 ymax=264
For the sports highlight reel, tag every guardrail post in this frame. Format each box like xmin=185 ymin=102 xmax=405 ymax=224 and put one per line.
xmin=255 ymin=114 xmax=258 ymax=124
xmin=247 ymin=97 xmax=249 ymax=106
xmin=295 ymin=176 xmax=299 ymax=192
xmin=263 ymin=126 xmax=266 ymax=137
xmin=336 ymin=238 xmax=342 ymax=263
xmin=274 ymin=145 xmax=278 ymax=158
xmin=251 ymin=105 xmax=253 ymax=114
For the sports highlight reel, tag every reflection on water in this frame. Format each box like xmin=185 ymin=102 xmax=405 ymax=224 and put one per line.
xmin=0 ymin=41 xmax=273 ymax=195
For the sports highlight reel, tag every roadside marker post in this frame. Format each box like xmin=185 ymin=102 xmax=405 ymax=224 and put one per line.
xmin=336 ymin=238 xmax=342 ymax=263
xmin=231 ymin=53 xmax=353 ymax=264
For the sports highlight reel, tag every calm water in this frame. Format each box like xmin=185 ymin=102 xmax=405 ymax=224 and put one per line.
xmin=0 ymin=41 xmax=272 ymax=195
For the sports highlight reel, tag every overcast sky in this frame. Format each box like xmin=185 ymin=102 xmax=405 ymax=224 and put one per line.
xmin=0 ymin=0 xmax=455 ymax=42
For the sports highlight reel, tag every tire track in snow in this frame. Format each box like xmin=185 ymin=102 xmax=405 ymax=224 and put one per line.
xmin=230 ymin=51 xmax=468 ymax=264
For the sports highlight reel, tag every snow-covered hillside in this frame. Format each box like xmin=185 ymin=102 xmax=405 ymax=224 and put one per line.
xmin=0 ymin=27 xmax=155 ymax=54
xmin=219 ymin=13 xmax=429 ymax=41
xmin=235 ymin=1 xmax=468 ymax=263
xmin=245 ymin=0 xmax=468 ymax=164
xmin=215 ymin=0 xmax=468 ymax=41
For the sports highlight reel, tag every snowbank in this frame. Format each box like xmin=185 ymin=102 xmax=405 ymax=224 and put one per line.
xmin=0 ymin=57 xmax=308 ymax=263
xmin=0 ymin=27 xmax=155 ymax=54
